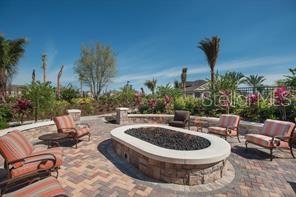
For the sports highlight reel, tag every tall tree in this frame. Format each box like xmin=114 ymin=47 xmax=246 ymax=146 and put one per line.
xmin=223 ymin=71 xmax=245 ymax=90
xmin=140 ymin=87 xmax=145 ymax=95
xmin=56 ymin=65 xmax=64 ymax=98
xmin=243 ymin=74 xmax=265 ymax=92
xmin=174 ymin=80 xmax=181 ymax=89
xmin=78 ymin=73 xmax=84 ymax=97
xmin=32 ymin=69 xmax=36 ymax=84
xmin=41 ymin=53 xmax=47 ymax=83
xmin=144 ymin=78 xmax=157 ymax=95
xmin=181 ymin=67 xmax=187 ymax=95
xmin=214 ymin=71 xmax=244 ymax=92
xmin=284 ymin=67 xmax=296 ymax=87
xmin=198 ymin=36 xmax=220 ymax=89
xmin=75 ymin=42 xmax=117 ymax=99
xmin=0 ymin=34 xmax=26 ymax=102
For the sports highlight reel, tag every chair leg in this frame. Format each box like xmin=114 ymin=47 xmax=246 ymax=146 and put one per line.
xmin=88 ymin=133 xmax=91 ymax=141
xmin=75 ymin=138 xmax=78 ymax=149
xmin=245 ymin=141 xmax=248 ymax=150
xmin=290 ymin=146 xmax=295 ymax=159
xmin=237 ymin=134 xmax=241 ymax=143
xmin=270 ymin=148 xmax=273 ymax=161
xmin=53 ymin=168 xmax=59 ymax=178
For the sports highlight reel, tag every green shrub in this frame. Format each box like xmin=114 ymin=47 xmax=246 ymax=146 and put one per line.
xmin=61 ymin=84 xmax=79 ymax=103
xmin=184 ymin=97 xmax=200 ymax=114
xmin=286 ymin=97 xmax=296 ymax=121
xmin=51 ymin=100 xmax=70 ymax=116
xmin=156 ymin=84 xmax=182 ymax=99
xmin=0 ymin=104 xmax=12 ymax=129
xmin=173 ymin=97 xmax=186 ymax=110
xmin=72 ymin=97 xmax=96 ymax=105
xmin=23 ymin=81 xmax=56 ymax=121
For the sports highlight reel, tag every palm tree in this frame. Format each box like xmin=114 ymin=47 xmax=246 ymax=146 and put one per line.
xmin=174 ymin=80 xmax=181 ymax=89
xmin=32 ymin=69 xmax=36 ymax=84
xmin=224 ymin=71 xmax=245 ymax=90
xmin=198 ymin=36 xmax=220 ymax=89
xmin=284 ymin=67 xmax=296 ymax=87
xmin=243 ymin=74 xmax=265 ymax=92
xmin=41 ymin=53 xmax=47 ymax=83
xmin=144 ymin=78 xmax=157 ymax=95
xmin=0 ymin=34 xmax=26 ymax=102
xmin=181 ymin=67 xmax=187 ymax=95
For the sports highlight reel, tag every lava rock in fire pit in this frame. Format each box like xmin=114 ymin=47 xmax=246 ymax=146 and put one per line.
xmin=125 ymin=127 xmax=211 ymax=150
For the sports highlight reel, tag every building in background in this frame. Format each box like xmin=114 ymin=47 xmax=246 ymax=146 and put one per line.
xmin=184 ymin=80 xmax=208 ymax=97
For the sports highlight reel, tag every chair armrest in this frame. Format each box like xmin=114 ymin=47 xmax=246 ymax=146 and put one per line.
xmin=273 ymin=135 xmax=295 ymax=143
xmin=226 ymin=126 xmax=238 ymax=130
xmin=61 ymin=128 xmax=78 ymax=134
xmin=8 ymin=153 xmax=57 ymax=169
xmin=0 ymin=168 xmax=51 ymax=195
xmin=225 ymin=126 xmax=238 ymax=134
xmin=76 ymin=123 xmax=90 ymax=128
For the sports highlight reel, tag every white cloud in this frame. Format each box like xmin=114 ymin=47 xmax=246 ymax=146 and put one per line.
xmin=114 ymin=55 xmax=296 ymax=86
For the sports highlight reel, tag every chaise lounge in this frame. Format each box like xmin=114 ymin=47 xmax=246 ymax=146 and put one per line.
xmin=208 ymin=114 xmax=241 ymax=142
xmin=245 ymin=119 xmax=295 ymax=161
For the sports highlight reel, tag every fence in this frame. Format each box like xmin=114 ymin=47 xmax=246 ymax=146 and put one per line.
xmin=194 ymin=86 xmax=295 ymax=98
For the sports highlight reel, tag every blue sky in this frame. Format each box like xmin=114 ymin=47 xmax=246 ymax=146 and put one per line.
xmin=1 ymin=0 xmax=296 ymax=91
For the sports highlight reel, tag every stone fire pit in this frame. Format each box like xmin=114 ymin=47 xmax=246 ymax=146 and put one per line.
xmin=111 ymin=124 xmax=231 ymax=185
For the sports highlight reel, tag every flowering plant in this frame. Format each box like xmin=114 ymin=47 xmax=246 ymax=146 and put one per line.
xmin=134 ymin=92 xmax=143 ymax=107
xmin=147 ymin=99 xmax=157 ymax=109
xmin=247 ymin=93 xmax=260 ymax=105
xmin=274 ymin=86 xmax=290 ymax=120
xmin=219 ymin=90 xmax=231 ymax=113
xmin=274 ymin=86 xmax=289 ymax=106
xmin=13 ymin=99 xmax=32 ymax=123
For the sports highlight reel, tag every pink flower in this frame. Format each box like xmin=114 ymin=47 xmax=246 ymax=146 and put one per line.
xmin=219 ymin=91 xmax=231 ymax=107
xmin=148 ymin=99 xmax=157 ymax=109
xmin=14 ymin=99 xmax=31 ymax=113
xmin=163 ymin=95 xmax=172 ymax=106
xmin=274 ymin=86 xmax=289 ymax=105
xmin=247 ymin=93 xmax=260 ymax=105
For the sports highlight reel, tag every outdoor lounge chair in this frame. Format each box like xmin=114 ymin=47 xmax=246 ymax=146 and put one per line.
xmin=0 ymin=130 xmax=63 ymax=179
xmin=245 ymin=119 xmax=295 ymax=161
xmin=1 ymin=172 xmax=66 ymax=197
xmin=208 ymin=114 xmax=241 ymax=142
xmin=53 ymin=115 xmax=91 ymax=148
xmin=169 ymin=110 xmax=190 ymax=129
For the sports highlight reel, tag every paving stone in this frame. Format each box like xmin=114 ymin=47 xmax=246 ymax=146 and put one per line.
xmin=1 ymin=118 xmax=296 ymax=196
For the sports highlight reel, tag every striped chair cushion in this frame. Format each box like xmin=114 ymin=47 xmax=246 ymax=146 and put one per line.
xmin=245 ymin=134 xmax=279 ymax=148
xmin=76 ymin=127 xmax=90 ymax=138
xmin=11 ymin=147 xmax=63 ymax=178
xmin=208 ymin=126 xmax=238 ymax=136
xmin=0 ymin=130 xmax=33 ymax=168
xmin=262 ymin=119 xmax=295 ymax=137
xmin=3 ymin=176 xmax=66 ymax=197
xmin=218 ymin=114 xmax=240 ymax=129
xmin=53 ymin=115 xmax=76 ymax=133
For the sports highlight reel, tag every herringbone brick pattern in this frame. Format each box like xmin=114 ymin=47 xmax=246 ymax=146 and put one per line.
xmin=1 ymin=118 xmax=296 ymax=196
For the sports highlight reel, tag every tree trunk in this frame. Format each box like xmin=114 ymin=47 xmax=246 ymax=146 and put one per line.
xmin=80 ymin=79 xmax=83 ymax=97
xmin=210 ymin=69 xmax=215 ymax=90
xmin=56 ymin=65 xmax=64 ymax=98
xmin=42 ymin=54 xmax=47 ymax=83
xmin=0 ymin=83 xmax=6 ymax=103
xmin=0 ymin=69 xmax=7 ymax=103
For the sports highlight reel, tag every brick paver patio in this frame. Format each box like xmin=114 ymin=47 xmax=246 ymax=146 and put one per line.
xmin=1 ymin=117 xmax=296 ymax=196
